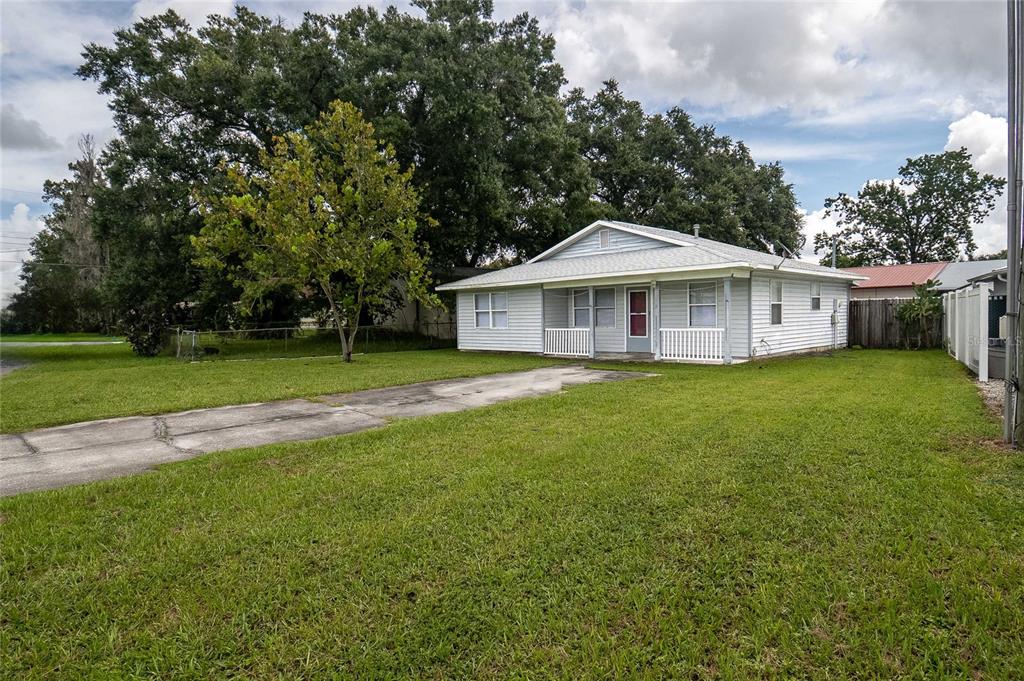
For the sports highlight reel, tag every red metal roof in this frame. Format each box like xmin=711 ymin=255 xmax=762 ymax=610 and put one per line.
xmin=841 ymin=262 xmax=947 ymax=288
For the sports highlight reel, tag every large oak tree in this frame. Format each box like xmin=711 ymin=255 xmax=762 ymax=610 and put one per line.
xmin=813 ymin=149 xmax=1005 ymax=266
xmin=565 ymin=81 xmax=805 ymax=254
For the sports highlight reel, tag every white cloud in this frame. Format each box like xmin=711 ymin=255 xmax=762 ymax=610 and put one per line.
xmin=945 ymin=110 xmax=1008 ymax=256
xmin=131 ymin=0 xmax=236 ymax=25
xmin=0 ymin=203 xmax=46 ymax=306
xmin=544 ymin=0 xmax=1003 ymax=124
xmin=748 ymin=140 xmax=881 ymax=163
xmin=799 ymin=207 xmax=840 ymax=261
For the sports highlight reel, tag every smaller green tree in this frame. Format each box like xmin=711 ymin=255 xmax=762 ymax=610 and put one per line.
xmin=896 ymin=280 xmax=943 ymax=349
xmin=194 ymin=101 xmax=436 ymax=362
xmin=814 ymin=149 xmax=1005 ymax=265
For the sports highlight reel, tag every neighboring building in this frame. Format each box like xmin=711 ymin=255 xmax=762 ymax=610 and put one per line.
xmin=842 ymin=262 xmax=946 ymax=299
xmin=437 ymin=220 xmax=863 ymax=364
xmin=935 ymin=259 xmax=1008 ymax=293
xmin=842 ymin=259 xmax=1008 ymax=299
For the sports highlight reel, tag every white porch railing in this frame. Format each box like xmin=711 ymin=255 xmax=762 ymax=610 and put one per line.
xmin=660 ymin=328 xmax=725 ymax=362
xmin=544 ymin=328 xmax=591 ymax=357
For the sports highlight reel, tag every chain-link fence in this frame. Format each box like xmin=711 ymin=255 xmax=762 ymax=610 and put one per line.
xmin=173 ymin=323 xmax=456 ymax=361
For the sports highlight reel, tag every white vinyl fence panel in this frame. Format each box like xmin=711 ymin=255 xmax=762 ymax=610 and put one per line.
xmin=943 ymin=283 xmax=992 ymax=382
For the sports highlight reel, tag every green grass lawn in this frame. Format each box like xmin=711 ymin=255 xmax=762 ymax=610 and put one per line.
xmin=0 ymin=332 xmax=122 ymax=343
xmin=2 ymin=350 xmax=1022 ymax=678
xmin=0 ymin=344 xmax=555 ymax=432
xmin=174 ymin=327 xmax=455 ymax=360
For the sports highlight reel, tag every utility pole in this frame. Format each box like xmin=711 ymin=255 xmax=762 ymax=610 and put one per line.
xmin=1009 ymin=0 xmax=1024 ymax=445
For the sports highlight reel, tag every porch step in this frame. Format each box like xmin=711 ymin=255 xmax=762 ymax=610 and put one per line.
xmin=594 ymin=352 xmax=655 ymax=362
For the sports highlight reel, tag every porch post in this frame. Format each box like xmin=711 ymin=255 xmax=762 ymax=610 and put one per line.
xmin=540 ymin=288 xmax=546 ymax=354
xmin=723 ymin=278 xmax=733 ymax=365
xmin=588 ymin=285 xmax=596 ymax=358
xmin=652 ymin=281 xmax=661 ymax=360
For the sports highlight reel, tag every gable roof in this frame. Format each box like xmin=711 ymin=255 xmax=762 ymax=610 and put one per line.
xmin=438 ymin=221 xmax=862 ymax=291
xmin=841 ymin=262 xmax=947 ymax=289
xmin=935 ymin=259 xmax=1007 ymax=291
xmin=526 ymin=220 xmax=692 ymax=263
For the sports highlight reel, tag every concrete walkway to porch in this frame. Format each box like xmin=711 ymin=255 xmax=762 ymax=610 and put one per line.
xmin=0 ymin=366 xmax=653 ymax=496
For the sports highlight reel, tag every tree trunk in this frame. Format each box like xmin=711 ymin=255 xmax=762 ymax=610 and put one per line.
xmin=320 ymin=284 xmax=351 ymax=362
xmin=342 ymin=286 xmax=365 ymax=364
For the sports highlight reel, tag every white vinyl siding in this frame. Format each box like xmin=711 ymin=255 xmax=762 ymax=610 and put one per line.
xmin=729 ymin=279 xmax=750 ymax=359
xmin=457 ymin=288 xmax=543 ymax=352
xmin=547 ymin=227 xmax=672 ymax=260
xmin=750 ymin=276 xmax=848 ymax=356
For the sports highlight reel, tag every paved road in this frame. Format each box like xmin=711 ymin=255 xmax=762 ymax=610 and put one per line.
xmin=0 ymin=366 xmax=651 ymax=496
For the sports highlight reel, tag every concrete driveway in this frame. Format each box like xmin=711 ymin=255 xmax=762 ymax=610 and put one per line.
xmin=0 ymin=366 xmax=651 ymax=496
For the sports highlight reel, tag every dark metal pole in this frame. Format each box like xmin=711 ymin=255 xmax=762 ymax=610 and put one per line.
xmin=1009 ymin=0 xmax=1023 ymax=444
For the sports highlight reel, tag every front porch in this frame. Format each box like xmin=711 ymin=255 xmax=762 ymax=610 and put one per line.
xmin=540 ymin=279 xmax=738 ymax=364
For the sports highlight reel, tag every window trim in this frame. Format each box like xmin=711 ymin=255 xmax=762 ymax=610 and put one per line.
xmin=599 ymin=229 xmax=610 ymax=248
xmin=474 ymin=292 xmax=508 ymax=329
xmin=810 ymin=281 xmax=822 ymax=311
xmin=687 ymin=281 xmax=718 ymax=328
xmin=571 ymin=288 xmax=590 ymax=328
xmin=594 ymin=287 xmax=615 ymax=328
xmin=770 ymin=280 xmax=783 ymax=326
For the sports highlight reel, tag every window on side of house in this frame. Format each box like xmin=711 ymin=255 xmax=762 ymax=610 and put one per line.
xmin=474 ymin=292 xmax=508 ymax=329
xmin=810 ymin=281 xmax=822 ymax=310
xmin=599 ymin=229 xmax=610 ymax=248
xmin=572 ymin=288 xmax=590 ymax=327
xmin=770 ymin=280 xmax=783 ymax=325
xmin=688 ymin=282 xmax=717 ymax=327
xmin=595 ymin=288 xmax=615 ymax=327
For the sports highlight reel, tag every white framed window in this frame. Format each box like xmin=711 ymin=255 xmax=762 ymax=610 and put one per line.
xmin=810 ymin=281 xmax=821 ymax=310
xmin=572 ymin=289 xmax=590 ymax=327
xmin=474 ymin=292 xmax=508 ymax=329
xmin=595 ymin=288 xmax=615 ymax=327
xmin=688 ymin=282 xmax=717 ymax=327
xmin=770 ymin=280 xmax=783 ymax=325
xmin=599 ymin=229 xmax=610 ymax=248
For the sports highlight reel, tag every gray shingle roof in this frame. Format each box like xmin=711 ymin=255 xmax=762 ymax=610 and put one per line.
xmin=438 ymin=221 xmax=860 ymax=291
xmin=935 ymin=259 xmax=1007 ymax=291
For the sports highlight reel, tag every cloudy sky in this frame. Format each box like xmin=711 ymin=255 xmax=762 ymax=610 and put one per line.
xmin=0 ymin=0 xmax=1011 ymax=303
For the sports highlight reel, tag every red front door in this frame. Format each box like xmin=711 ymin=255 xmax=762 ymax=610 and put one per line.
xmin=627 ymin=288 xmax=651 ymax=352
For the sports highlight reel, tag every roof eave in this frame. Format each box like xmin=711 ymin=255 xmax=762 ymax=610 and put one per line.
xmin=437 ymin=262 xmax=754 ymax=290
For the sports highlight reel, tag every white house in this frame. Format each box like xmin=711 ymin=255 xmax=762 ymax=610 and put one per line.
xmin=436 ymin=221 xmax=865 ymax=363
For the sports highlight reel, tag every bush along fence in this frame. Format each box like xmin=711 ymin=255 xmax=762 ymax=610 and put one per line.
xmin=172 ymin=323 xmax=457 ymax=361
xmin=943 ymin=282 xmax=996 ymax=382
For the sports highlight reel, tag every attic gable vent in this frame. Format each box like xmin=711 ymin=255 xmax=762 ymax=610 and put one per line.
xmin=599 ymin=229 xmax=610 ymax=248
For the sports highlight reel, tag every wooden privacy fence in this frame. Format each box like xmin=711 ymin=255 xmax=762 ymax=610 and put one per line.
xmin=848 ymin=299 xmax=944 ymax=349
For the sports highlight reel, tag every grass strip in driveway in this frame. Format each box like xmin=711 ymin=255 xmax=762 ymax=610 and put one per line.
xmin=0 ymin=346 xmax=559 ymax=433
xmin=2 ymin=350 xmax=1022 ymax=678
